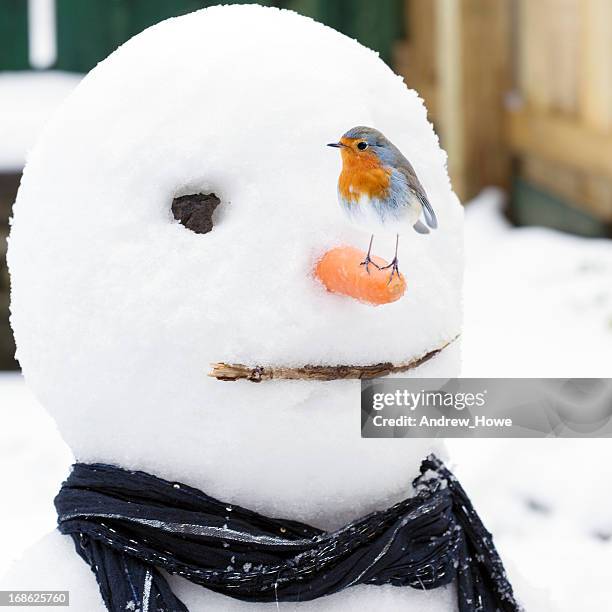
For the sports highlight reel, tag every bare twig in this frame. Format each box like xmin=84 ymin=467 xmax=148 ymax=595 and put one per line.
xmin=209 ymin=337 xmax=457 ymax=382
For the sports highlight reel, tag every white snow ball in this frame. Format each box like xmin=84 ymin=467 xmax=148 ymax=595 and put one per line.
xmin=8 ymin=5 xmax=462 ymax=525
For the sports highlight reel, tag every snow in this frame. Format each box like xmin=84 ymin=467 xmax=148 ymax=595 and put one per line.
xmin=454 ymin=189 xmax=612 ymax=611
xmin=448 ymin=440 xmax=612 ymax=612
xmin=462 ymin=188 xmax=612 ymax=377
xmin=2 ymin=190 xmax=612 ymax=610
xmin=0 ymin=71 xmax=80 ymax=171
xmin=6 ymin=6 xmax=460 ymax=611
xmin=8 ymin=5 xmax=460 ymax=532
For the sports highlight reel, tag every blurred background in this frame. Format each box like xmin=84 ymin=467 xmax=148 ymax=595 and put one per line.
xmin=1 ymin=1 xmax=611 ymax=611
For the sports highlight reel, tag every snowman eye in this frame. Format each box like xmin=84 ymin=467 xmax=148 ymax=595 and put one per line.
xmin=357 ymin=141 xmax=368 ymax=150
xmin=172 ymin=192 xmax=220 ymax=234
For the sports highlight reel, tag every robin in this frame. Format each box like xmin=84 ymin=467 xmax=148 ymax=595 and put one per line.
xmin=327 ymin=126 xmax=437 ymax=282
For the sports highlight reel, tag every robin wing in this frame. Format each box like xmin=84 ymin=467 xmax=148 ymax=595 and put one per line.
xmin=397 ymin=160 xmax=438 ymax=230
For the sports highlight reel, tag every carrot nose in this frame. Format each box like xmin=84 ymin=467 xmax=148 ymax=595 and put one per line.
xmin=315 ymin=246 xmax=406 ymax=306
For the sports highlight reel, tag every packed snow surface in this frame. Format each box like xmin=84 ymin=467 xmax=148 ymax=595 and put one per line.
xmin=8 ymin=4 xmax=460 ymax=533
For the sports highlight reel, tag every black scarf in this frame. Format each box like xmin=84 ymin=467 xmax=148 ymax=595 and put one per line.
xmin=55 ymin=455 xmax=521 ymax=612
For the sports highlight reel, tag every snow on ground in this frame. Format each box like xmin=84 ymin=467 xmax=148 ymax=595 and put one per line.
xmin=0 ymin=373 xmax=71 ymax=577
xmin=448 ymin=438 xmax=612 ymax=612
xmin=450 ymin=189 xmax=612 ymax=611
xmin=0 ymin=72 xmax=81 ymax=171
xmin=462 ymin=188 xmax=612 ymax=377
xmin=1 ymin=190 xmax=611 ymax=609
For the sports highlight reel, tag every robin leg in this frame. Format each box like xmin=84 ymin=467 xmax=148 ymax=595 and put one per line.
xmin=381 ymin=234 xmax=400 ymax=284
xmin=360 ymin=234 xmax=380 ymax=274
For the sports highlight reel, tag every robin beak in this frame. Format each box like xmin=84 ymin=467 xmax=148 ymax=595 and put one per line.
xmin=327 ymin=142 xmax=345 ymax=148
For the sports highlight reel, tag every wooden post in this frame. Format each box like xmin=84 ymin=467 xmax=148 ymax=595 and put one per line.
xmin=435 ymin=0 xmax=465 ymax=198
xmin=394 ymin=0 xmax=438 ymax=121
xmin=580 ymin=0 xmax=612 ymax=221
xmin=396 ymin=0 xmax=512 ymax=202
xmin=580 ymin=0 xmax=612 ymax=131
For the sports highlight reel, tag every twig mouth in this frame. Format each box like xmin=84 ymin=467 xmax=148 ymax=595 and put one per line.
xmin=208 ymin=337 xmax=458 ymax=382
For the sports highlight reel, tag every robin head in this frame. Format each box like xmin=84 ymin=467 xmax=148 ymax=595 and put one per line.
xmin=327 ymin=126 xmax=398 ymax=170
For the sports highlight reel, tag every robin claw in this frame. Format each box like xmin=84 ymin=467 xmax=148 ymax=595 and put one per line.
xmin=360 ymin=256 xmax=380 ymax=275
xmin=381 ymin=258 xmax=400 ymax=285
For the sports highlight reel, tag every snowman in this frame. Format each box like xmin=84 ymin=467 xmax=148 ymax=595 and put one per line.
xmin=2 ymin=5 xmax=515 ymax=612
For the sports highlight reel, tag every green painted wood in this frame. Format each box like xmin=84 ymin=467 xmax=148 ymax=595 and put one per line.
xmin=281 ymin=0 xmax=403 ymax=65
xmin=120 ymin=0 xmax=272 ymax=40
xmin=337 ymin=0 xmax=404 ymax=65
xmin=0 ymin=0 xmax=29 ymax=70
xmin=55 ymin=0 xmax=213 ymax=72
xmin=54 ymin=0 xmax=402 ymax=73
xmin=511 ymin=179 xmax=612 ymax=238
xmin=55 ymin=0 xmax=124 ymax=72
xmin=55 ymin=0 xmax=276 ymax=73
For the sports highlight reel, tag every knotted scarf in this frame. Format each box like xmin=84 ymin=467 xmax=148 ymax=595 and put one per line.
xmin=55 ymin=455 xmax=521 ymax=612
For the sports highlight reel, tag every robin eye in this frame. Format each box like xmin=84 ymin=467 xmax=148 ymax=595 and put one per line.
xmin=357 ymin=141 xmax=368 ymax=150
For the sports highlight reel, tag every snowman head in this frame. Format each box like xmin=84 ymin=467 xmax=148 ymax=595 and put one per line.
xmin=8 ymin=5 xmax=462 ymax=527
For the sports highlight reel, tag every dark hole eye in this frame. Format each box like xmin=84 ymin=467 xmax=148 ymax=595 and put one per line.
xmin=357 ymin=141 xmax=368 ymax=151
xmin=172 ymin=193 xmax=220 ymax=234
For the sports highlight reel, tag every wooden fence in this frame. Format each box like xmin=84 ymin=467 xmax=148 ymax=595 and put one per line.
xmin=395 ymin=0 xmax=612 ymax=237
xmin=510 ymin=0 xmax=612 ymax=236
xmin=395 ymin=0 xmax=512 ymax=203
